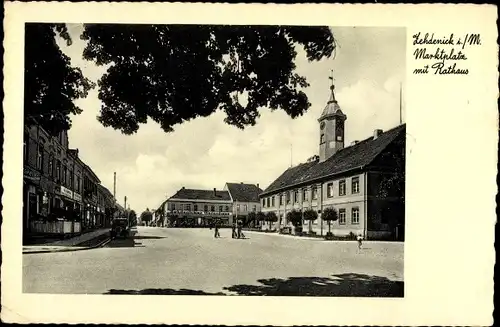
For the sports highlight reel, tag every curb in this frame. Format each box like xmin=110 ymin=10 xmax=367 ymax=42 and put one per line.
xmin=23 ymin=235 xmax=112 ymax=255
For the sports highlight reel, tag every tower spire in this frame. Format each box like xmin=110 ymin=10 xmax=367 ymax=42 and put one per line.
xmin=328 ymin=69 xmax=337 ymax=103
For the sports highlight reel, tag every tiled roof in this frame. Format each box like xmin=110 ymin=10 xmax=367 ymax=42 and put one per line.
xmin=170 ymin=188 xmax=232 ymax=201
xmin=262 ymin=124 xmax=406 ymax=195
xmin=225 ymin=183 xmax=263 ymax=202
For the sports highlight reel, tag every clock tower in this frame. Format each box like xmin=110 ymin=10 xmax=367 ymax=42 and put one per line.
xmin=318 ymin=73 xmax=347 ymax=163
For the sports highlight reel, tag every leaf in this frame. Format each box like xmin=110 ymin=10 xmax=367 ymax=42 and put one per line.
xmin=81 ymin=24 xmax=336 ymax=134
xmin=24 ymin=23 xmax=95 ymax=136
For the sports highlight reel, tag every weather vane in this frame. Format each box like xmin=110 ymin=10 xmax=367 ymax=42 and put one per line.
xmin=328 ymin=69 xmax=335 ymax=89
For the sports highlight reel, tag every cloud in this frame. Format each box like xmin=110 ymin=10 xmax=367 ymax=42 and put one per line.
xmin=58 ymin=25 xmax=405 ymax=212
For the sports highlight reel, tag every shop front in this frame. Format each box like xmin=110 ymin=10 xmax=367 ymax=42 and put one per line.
xmin=30 ymin=185 xmax=82 ymax=235
xmin=23 ymin=166 xmax=41 ymax=235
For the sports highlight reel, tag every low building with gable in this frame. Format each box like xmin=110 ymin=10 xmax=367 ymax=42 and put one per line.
xmin=165 ymin=187 xmax=233 ymax=227
xmin=223 ymin=182 xmax=263 ymax=223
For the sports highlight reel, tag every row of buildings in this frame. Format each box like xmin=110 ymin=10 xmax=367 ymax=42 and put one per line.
xmin=153 ymin=80 xmax=405 ymax=240
xmin=153 ymin=183 xmax=263 ymax=227
xmin=23 ymin=122 xmax=124 ymax=241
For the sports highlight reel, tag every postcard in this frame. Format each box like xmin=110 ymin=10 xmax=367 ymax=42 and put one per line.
xmin=2 ymin=2 xmax=497 ymax=325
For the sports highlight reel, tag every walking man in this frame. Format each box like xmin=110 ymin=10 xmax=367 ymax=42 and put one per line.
xmin=237 ymin=220 xmax=242 ymax=239
xmin=357 ymin=233 xmax=363 ymax=251
xmin=214 ymin=221 xmax=220 ymax=238
xmin=231 ymin=222 xmax=236 ymax=239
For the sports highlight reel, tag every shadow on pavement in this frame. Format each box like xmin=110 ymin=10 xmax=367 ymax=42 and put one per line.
xmin=223 ymin=273 xmax=403 ymax=297
xmin=105 ymin=288 xmax=225 ymax=295
xmin=106 ymin=237 xmax=144 ymax=248
xmin=132 ymin=235 xmax=166 ymax=240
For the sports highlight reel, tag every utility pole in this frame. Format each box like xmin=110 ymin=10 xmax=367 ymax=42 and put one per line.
xmin=124 ymin=196 xmax=127 ymax=213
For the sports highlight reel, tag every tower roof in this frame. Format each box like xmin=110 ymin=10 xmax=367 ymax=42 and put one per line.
xmin=318 ymin=81 xmax=346 ymax=122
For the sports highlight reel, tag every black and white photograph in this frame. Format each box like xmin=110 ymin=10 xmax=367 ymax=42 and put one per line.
xmin=2 ymin=2 xmax=496 ymax=326
xmin=21 ymin=23 xmax=406 ymax=297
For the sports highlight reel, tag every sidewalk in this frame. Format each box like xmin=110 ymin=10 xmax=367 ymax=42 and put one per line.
xmin=244 ymin=230 xmax=404 ymax=244
xmin=23 ymin=228 xmax=111 ymax=254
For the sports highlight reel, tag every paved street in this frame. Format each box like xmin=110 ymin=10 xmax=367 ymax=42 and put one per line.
xmin=23 ymin=226 xmax=403 ymax=296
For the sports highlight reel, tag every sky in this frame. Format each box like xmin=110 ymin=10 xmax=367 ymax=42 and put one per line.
xmin=58 ymin=25 xmax=406 ymax=213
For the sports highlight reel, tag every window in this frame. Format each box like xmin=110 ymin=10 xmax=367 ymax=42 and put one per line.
xmin=279 ymin=195 xmax=283 ymax=205
xmin=48 ymin=157 xmax=53 ymax=177
xmin=24 ymin=134 xmax=28 ymax=162
xmin=339 ymin=180 xmax=346 ymax=196
xmin=193 ymin=204 xmax=198 ymax=211
xmin=69 ymin=170 xmax=73 ymax=190
xmin=219 ymin=206 xmax=223 ymax=212
xmin=320 ymin=134 xmax=325 ymax=143
xmin=339 ymin=209 xmax=346 ymax=225
xmin=62 ymin=166 xmax=67 ymax=184
xmin=204 ymin=205 xmax=208 ymax=212
xmin=266 ymin=198 xmax=270 ymax=207
xmin=211 ymin=205 xmax=215 ymax=211
xmin=253 ymin=205 xmax=256 ymax=212
xmin=294 ymin=190 xmax=299 ymax=203
xmin=185 ymin=204 xmax=191 ymax=211
xmin=352 ymin=177 xmax=360 ymax=194
xmin=76 ymin=176 xmax=80 ymax=193
xmin=262 ymin=199 xmax=265 ymax=207
xmin=271 ymin=197 xmax=275 ymax=207
xmin=244 ymin=204 xmax=248 ymax=211
xmin=286 ymin=192 xmax=291 ymax=204
xmin=237 ymin=204 xmax=240 ymax=212
xmin=37 ymin=144 xmax=43 ymax=170
xmin=56 ymin=161 xmax=61 ymax=181
xmin=327 ymin=183 xmax=334 ymax=197
xmin=312 ymin=187 xmax=318 ymax=200
xmin=172 ymin=203 xmax=176 ymax=210
xmin=351 ymin=207 xmax=359 ymax=224
xmin=303 ymin=189 xmax=308 ymax=201
xmin=225 ymin=206 xmax=229 ymax=212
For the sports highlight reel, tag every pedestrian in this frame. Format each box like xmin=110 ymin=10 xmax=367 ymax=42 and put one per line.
xmin=237 ymin=220 xmax=242 ymax=239
xmin=231 ymin=223 xmax=236 ymax=239
xmin=214 ymin=221 xmax=220 ymax=238
xmin=357 ymin=233 xmax=363 ymax=250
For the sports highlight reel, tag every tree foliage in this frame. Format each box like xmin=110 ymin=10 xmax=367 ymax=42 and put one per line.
xmin=140 ymin=209 xmax=153 ymax=222
xmin=303 ymin=209 xmax=318 ymax=222
xmin=286 ymin=209 xmax=302 ymax=227
xmin=303 ymin=209 xmax=318 ymax=233
xmin=80 ymin=24 xmax=336 ymax=134
xmin=265 ymin=211 xmax=278 ymax=230
xmin=321 ymin=207 xmax=338 ymax=233
xmin=256 ymin=211 xmax=267 ymax=225
xmin=25 ymin=23 xmax=95 ymax=136
xmin=247 ymin=211 xmax=257 ymax=224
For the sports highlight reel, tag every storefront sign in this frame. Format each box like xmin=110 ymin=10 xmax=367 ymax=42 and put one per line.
xmin=23 ymin=166 xmax=41 ymax=182
xmin=73 ymin=192 xmax=82 ymax=202
xmin=55 ymin=185 xmax=73 ymax=199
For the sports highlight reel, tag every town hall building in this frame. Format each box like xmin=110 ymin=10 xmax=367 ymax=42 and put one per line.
xmin=259 ymin=80 xmax=405 ymax=240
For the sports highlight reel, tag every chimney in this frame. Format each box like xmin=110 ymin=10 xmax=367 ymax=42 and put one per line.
xmin=373 ymin=129 xmax=383 ymax=139
xmin=181 ymin=186 xmax=185 ymax=190
xmin=256 ymin=183 xmax=259 ymax=189
xmin=351 ymin=140 xmax=359 ymax=146
xmin=213 ymin=188 xmax=217 ymax=196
